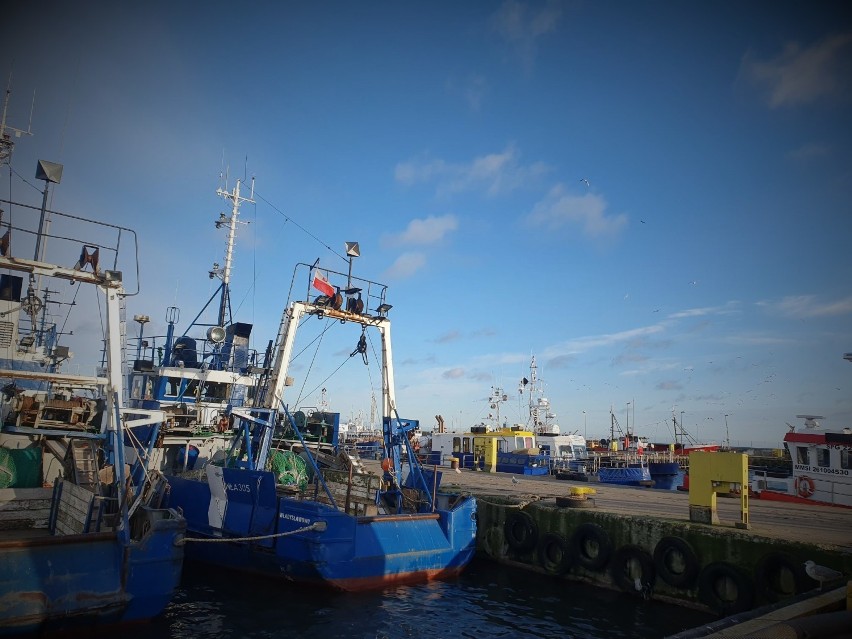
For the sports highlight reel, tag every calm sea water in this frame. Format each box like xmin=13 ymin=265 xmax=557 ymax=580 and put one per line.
xmin=104 ymin=558 xmax=713 ymax=639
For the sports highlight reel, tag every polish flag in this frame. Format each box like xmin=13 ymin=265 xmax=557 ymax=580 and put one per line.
xmin=312 ymin=269 xmax=335 ymax=297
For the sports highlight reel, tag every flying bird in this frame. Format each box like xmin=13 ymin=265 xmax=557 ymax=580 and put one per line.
xmin=580 ymin=178 xmax=590 ymax=187
xmin=804 ymin=561 xmax=842 ymax=590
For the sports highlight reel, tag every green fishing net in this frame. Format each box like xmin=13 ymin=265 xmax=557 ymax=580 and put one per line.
xmin=0 ymin=447 xmax=16 ymax=489
xmin=268 ymin=450 xmax=308 ymax=491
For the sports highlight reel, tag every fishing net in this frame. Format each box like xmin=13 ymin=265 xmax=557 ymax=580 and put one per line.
xmin=268 ymin=450 xmax=308 ymax=491
xmin=0 ymin=447 xmax=16 ymax=488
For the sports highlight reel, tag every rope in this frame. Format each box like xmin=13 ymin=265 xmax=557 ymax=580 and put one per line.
xmin=177 ymin=520 xmax=325 ymax=545
xmin=465 ymin=495 xmax=539 ymax=509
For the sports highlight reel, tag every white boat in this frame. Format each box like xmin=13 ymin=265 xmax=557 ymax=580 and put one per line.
xmin=751 ymin=415 xmax=852 ymax=508
xmin=521 ymin=355 xmax=587 ymax=470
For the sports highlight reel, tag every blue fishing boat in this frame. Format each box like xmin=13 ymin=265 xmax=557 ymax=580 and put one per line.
xmin=162 ymin=257 xmax=477 ymax=590
xmin=596 ymin=464 xmax=653 ymax=486
xmin=0 ymin=123 xmax=185 ymax=634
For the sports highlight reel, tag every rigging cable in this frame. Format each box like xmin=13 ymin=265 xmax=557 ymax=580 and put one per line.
xmin=253 ymin=190 xmax=347 ymax=263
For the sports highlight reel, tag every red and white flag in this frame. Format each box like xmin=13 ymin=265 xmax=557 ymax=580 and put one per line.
xmin=312 ymin=269 xmax=335 ymax=297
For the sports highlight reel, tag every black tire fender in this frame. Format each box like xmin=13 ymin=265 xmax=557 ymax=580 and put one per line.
xmin=653 ymin=536 xmax=700 ymax=589
xmin=569 ymin=522 xmax=612 ymax=571
xmin=698 ymin=561 xmax=755 ymax=615
xmin=538 ymin=533 xmax=572 ymax=575
xmin=610 ymin=544 xmax=656 ymax=596
xmin=754 ymin=552 xmax=809 ymax=603
xmin=504 ymin=511 xmax=538 ymax=553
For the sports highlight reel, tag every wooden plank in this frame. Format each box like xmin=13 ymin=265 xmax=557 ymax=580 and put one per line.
xmin=0 ymin=488 xmax=53 ymax=502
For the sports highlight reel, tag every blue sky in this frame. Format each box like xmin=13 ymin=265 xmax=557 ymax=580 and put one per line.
xmin=4 ymin=1 xmax=851 ymax=447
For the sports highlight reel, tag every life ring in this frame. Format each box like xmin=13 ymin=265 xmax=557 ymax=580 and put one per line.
xmin=610 ymin=545 xmax=656 ymax=596
xmin=653 ymin=536 xmax=700 ymax=589
xmin=754 ymin=552 xmax=809 ymax=603
xmin=504 ymin=511 xmax=538 ymax=553
xmin=538 ymin=533 xmax=572 ymax=575
xmin=569 ymin=522 xmax=612 ymax=571
xmin=796 ymin=476 xmax=815 ymax=498
xmin=698 ymin=562 xmax=755 ymax=615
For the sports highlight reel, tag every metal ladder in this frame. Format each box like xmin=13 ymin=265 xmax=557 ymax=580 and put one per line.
xmin=69 ymin=439 xmax=101 ymax=494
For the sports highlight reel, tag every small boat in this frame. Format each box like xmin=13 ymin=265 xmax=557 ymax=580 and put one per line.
xmin=425 ymin=386 xmax=550 ymax=475
xmin=0 ymin=134 xmax=185 ymax=633
xmin=162 ymin=256 xmax=478 ymax=590
xmin=750 ymin=415 xmax=852 ymax=508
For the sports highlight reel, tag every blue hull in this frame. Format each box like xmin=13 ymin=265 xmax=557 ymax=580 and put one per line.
xmin=597 ymin=465 xmax=652 ymax=486
xmin=649 ymin=462 xmax=681 ymax=490
xmin=0 ymin=506 xmax=185 ymax=636
xmin=165 ymin=468 xmax=477 ymax=591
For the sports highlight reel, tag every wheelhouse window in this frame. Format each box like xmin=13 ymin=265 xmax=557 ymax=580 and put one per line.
xmin=164 ymin=377 xmax=181 ymax=397
xmin=841 ymin=449 xmax=851 ymax=470
xmin=796 ymin=446 xmax=809 ymax=465
xmin=462 ymin=437 xmax=471 ymax=453
xmin=201 ymin=382 xmax=229 ymax=402
xmin=523 ymin=436 xmax=533 ymax=449
xmin=452 ymin=437 xmax=461 ymax=453
xmin=130 ymin=375 xmax=144 ymax=400
xmin=816 ymin=448 xmax=830 ymax=468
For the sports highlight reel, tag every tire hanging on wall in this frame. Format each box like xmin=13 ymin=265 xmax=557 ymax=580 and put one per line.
xmin=754 ymin=551 xmax=809 ymax=603
xmin=653 ymin=536 xmax=700 ymax=589
xmin=538 ymin=533 xmax=572 ymax=575
xmin=610 ymin=544 xmax=656 ymax=596
xmin=698 ymin=561 xmax=755 ymax=615
xmin=569 ymin=522 xmax=612 ymax=571
xmin=504 ymin=511 xmax=538 ymax=553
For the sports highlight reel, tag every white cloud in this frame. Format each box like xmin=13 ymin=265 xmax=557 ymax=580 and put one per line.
xmin=786 ymin=143 xmax=830 ymax=162
xmin=769 ymin=295 xmax=852 ymax=318
xmin=383 ymin=252 xmax=427 ymax=279
xmin=742 ymin=32 xmax=852 ymax=108
xmin=524 ymin=184 xmax=628 ymax=238
xmin=383 ymin=214 xmax=458 ymax=247
xmin=668 ymin=303 xmax=740 ymax=320
xmin=395 ymin=145 xmax=550 ymax=197
xmin=490 ymin=0 xmax=562 ymax=71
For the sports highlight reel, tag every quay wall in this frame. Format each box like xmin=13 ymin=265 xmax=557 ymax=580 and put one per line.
xmin=469 ymin=493 xmax=852 ymax=616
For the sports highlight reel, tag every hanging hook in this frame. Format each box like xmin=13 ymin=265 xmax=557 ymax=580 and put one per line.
xmin=350 ymin=328 xmax=368 ymax=365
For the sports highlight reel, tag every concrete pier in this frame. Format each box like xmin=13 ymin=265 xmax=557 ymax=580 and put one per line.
xmin=409 ymin=463 xmax=852 ymax=616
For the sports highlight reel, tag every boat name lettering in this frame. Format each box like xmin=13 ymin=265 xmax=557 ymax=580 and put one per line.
xmin=280 ymin=513 xmax=312 ymax=525
xmin=225 ymin=482 xmax=252 ymax=493
xmin=794 ymin=464 xmax=849 ymax=476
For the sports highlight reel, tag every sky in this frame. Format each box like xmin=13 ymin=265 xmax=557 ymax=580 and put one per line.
xmin=3 ymin=1 xmax=851 ymax=448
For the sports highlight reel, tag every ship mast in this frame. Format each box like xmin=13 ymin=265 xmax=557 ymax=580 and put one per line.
xmin=214 ymin=176 xmax=254 ymax=327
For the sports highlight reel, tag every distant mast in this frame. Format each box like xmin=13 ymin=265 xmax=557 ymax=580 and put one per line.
xmin=0 ymin=74 xmax=34 ymax=164
xmin=214 ymin=176 xmax=254 ymax=327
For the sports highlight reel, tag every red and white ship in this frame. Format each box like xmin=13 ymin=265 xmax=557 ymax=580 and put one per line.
xmin=751 ymin=415 xmax=852 ymax=508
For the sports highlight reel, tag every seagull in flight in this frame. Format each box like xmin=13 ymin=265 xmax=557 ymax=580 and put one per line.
xmin=580 ymin=178 xmax=590 ymax=188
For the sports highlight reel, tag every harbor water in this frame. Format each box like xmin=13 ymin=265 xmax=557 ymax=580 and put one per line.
xmin=101 ymin=558 xmax=714 ymax=639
